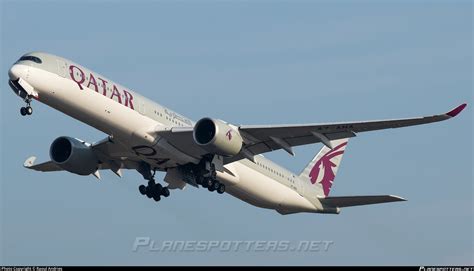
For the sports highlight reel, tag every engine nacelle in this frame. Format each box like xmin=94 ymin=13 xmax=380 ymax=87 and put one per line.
xmin=193 ymin=118 xmax=243 ymax=157
xmin=49 ymin=136 xmax=99 ymax=175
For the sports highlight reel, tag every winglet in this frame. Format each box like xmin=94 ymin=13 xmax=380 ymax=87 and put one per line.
xmin=446 ymin=103 xmax=467 ymax=118
xmin=24 ymin=156 xmax=37 ymax=168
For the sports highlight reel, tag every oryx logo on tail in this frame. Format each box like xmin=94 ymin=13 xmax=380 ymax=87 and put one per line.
xmin=226 ymin=129 xmax=233 ymax=141
xmin=309 ymin=142 xmax=347 ymax=196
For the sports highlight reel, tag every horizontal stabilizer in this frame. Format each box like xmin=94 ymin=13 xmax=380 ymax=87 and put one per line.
xmin=319 ymin=195 xmax=406 ymax=208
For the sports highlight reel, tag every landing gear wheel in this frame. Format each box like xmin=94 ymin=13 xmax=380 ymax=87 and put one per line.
xmin=161 ymin=187 xmax=170 ymax=197
xmin=137 ymin=165 xmax=170 ymax=202
xmin=20 ymin=107 xmax=27 ymax=116
xmin=202 ymin=178 xmax=209 ymax=188
xmin=26 ymin=106 xmax=33 ymax=115
xmin=145 ymin=189 xmax=153 ymax=198
xmin=206 ymin=178 xmax=214 ymax=188
xmin=153 ymin=183 xmax=163 ymax=196
xmin=217 ymin=183 xmax=225 ymax=194
xmin=208 ymin=186 xmax=215 ymax=192
xmin=139 ymin=185 xmax=147 ymax=195
xmin=196 ymin=177 xmax=203 ymax=185
xmin=212 ymin=181 xmax=220 ymax=191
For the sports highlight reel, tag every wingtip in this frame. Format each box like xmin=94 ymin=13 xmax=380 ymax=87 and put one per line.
xmin=446 ymin=103 xmax=467 ymax=118
xmin=23 ymin=156 xmax=37 ymax=168
xmin=390 ymin=195 xmax=407 ymax=202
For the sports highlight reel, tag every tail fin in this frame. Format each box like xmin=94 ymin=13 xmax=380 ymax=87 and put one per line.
xmin=299 ymin=138 xmax=349 ymax=197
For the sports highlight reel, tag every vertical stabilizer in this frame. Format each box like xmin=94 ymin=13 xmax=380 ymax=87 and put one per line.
xmin=299 ymin=138 xmax=349 ymax=197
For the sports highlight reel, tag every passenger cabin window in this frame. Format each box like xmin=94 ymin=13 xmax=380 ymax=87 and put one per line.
xmin=17 ymin=56 xmax=42 ymax=64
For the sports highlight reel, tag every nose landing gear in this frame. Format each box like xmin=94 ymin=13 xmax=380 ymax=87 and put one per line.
xmin=20 ymin=100 xmax=33 ymax=116
xmin=20 ymin=105 xmax=33 ymax=116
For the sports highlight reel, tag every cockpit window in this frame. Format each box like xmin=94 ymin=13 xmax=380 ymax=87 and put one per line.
xmin=17 ymin=55 xmax=42 ymax=64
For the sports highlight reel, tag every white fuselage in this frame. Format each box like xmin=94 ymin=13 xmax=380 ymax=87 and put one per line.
xmin=8 ymin=52 xmax=321 ymax=214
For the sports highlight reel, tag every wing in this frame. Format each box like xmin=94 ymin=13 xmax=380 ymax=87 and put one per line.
xmin=24 ymin=137 xmax=142 ymax=177
xmin=157 ymin=103 xmax=467 ymax=164
xmin=228 ymin=103 xmax=467 ymax=162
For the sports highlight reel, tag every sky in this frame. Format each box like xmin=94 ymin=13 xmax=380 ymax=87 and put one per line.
xmin=0 ymin=0 xmax=472 ymax=266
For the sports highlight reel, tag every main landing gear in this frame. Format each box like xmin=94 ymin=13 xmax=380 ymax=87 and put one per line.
xmin=139 ymin=180 xmax=170 ymax=202
xmin=137 ymin=164 xmax=170 ymax=203
xmin=197 ymin=176 xmax=226 ymax=194
xmin=20 ymin=100 xmax=33 ymax=116
xmin=195 ymin=162 xmax=226 ymax=194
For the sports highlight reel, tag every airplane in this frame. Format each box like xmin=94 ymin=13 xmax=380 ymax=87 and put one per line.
xmin=7 ymin=52 xmax=467 ymax=215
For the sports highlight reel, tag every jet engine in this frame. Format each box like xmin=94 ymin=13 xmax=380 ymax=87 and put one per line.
xmin=193 ymin=118 xmax=243 ymax=157
xmin=49 ymin=136 xmax=99 ymax=175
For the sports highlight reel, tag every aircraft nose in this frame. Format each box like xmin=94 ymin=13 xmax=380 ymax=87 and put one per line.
xmin=8 ymin=64 xmax=28 ymax=80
